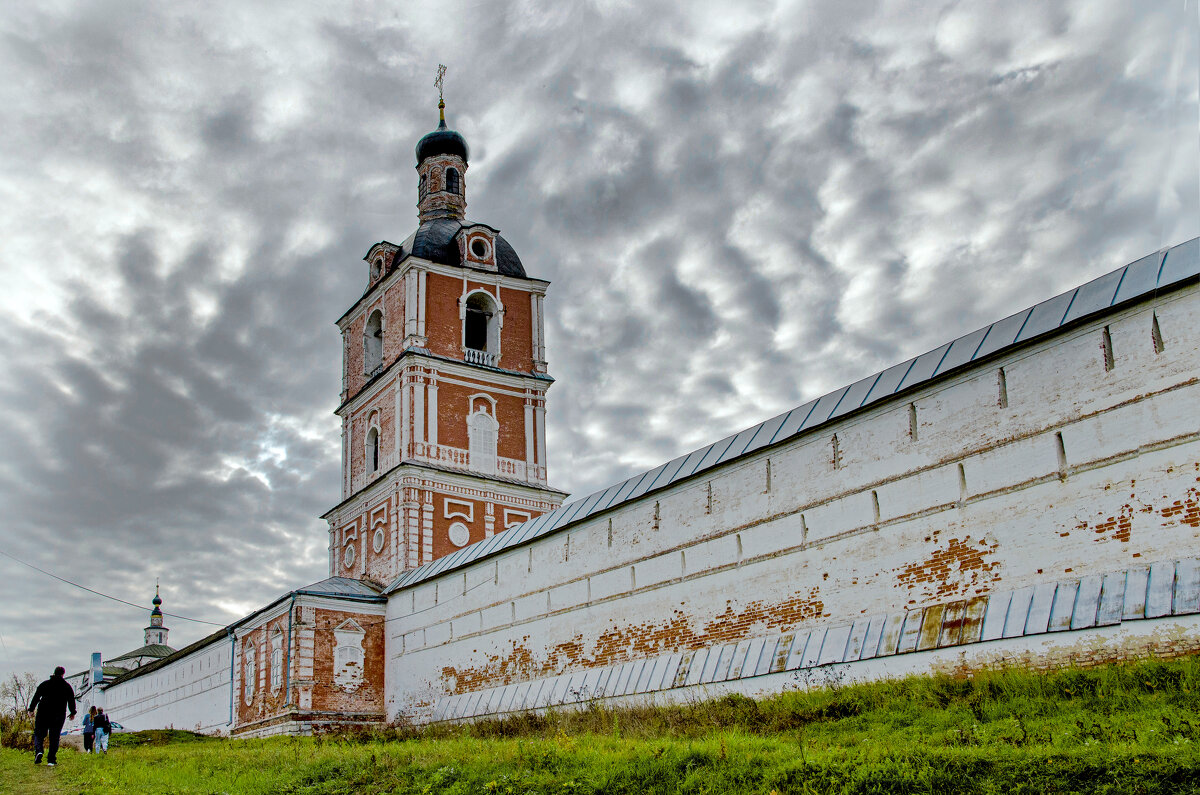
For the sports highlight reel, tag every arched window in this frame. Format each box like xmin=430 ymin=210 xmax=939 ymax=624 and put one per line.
xmin=418 ymin=172 xmax=427 ymax=199
xmin=446 ymin=167 xmax=460 ymax=195
xmin=467 ymin=410 xmax=498 ymax=474
xmin=333 ymin=619 xmax=366 ymax=691
xmin=364 ymin=310 xmax=383 ymax=374
xmin=366 ymin=426 xmax=379 ymax=473
xmin=464 ymin=291 xmax=500 ymax=361
xmin=244 ymin=647 xmax=256 ymax=704
xmin=270 ymin=630 xmax=283 ymax=691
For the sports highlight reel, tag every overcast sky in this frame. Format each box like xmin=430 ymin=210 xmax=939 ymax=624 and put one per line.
xmin=0 ymin=1 xmax=1195 ymax=683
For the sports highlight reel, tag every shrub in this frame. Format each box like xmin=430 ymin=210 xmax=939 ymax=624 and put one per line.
xmin=0 ymin=714 xmax=33 ymax=751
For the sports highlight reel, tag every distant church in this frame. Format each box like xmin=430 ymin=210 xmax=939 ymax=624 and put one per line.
xmin=81 ymin=92 xmax=1200 ymax=736
xmin=70 ymin=586 xmax=173 ymax=703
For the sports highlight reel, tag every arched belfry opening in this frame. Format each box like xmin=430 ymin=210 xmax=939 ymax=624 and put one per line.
xmin=446 ymin=167 xmax=461 ymax=195
xmin=364 ymin=310 xmax=383 ymax=374
xmin=463 ymin=291 xmax=500 ymax=364
xmin=366 ymin=425 xmax=380 ymax=472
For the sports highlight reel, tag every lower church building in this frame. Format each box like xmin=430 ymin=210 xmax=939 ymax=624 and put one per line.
xmin=82 ymin=101 xmax=1200 ymax=736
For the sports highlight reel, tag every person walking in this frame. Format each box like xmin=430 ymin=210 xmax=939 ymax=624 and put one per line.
xmin=26 ymin=666 xmax=77 ymax=766
xmin=81 ymin=706 xmax=96 ymax=753
xmin=93 ymin=707 xmax=110 ymax=754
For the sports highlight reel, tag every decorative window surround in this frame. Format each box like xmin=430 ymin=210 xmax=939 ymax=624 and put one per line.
xmin=333 ymin=619 xmax=366 ymax=691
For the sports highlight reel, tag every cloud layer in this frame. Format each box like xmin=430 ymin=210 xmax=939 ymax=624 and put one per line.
xmin=0 ymin=0 xmax=1195 ymax=680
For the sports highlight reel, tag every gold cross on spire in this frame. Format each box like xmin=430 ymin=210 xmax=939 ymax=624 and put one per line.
xmin=435 ymin=64 xmax=447 ymax=121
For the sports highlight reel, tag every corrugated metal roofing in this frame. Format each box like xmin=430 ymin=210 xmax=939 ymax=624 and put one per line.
xmin=386 ymin=238 xmax=1200 ymax=595
xmin=107 ymin=644 xmax=176 ymax=663
xmin=295 ymin=576 xmax=385 ymax=599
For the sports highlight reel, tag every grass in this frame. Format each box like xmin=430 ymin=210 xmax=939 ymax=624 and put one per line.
xmin=1 ymin=655 xmax=1198 ymax=793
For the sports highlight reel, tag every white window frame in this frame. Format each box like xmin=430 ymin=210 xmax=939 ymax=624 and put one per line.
xmin=364 ymin=412 xmax=381 ymax=473
xmin=270 ymin=630 xmax=284 ymax=692
xmin=460 ymin=289 xmax=503 ymax=358
xmin=244 ymin=646 xmax=256 ymax=704
xmin=333 ymin=619 xmax=366 ymax=691
xmin=467 ymin=409 xmax=498 ymax=475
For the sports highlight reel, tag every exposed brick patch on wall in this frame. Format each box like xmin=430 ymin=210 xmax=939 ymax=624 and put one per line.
xmin=894 ymin=533 xmax=1001 ymax=602
xmin=438 ymin=587 xmax=826 ymax=694
xmin=1076 ymin=504 xmax=1134 ymax=543
xmin=1160 ymin=485 xmax=1200 ymax=529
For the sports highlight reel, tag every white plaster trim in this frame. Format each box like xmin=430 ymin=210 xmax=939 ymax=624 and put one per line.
xmin=444 ymin=499 xmax=475 ymax=522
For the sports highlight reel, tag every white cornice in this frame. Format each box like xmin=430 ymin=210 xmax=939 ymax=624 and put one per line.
xmin=337 ymin=352 xmax=550 ymax=417
xmin=322 ymin=461 xmax=567 ymax=520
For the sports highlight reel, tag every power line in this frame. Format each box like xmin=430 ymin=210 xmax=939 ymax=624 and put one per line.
xmin=0 ymin=549 xmax=225 ymax=627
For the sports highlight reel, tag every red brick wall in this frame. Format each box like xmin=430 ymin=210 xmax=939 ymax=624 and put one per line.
xmin=342 ymin=280 xmax=404 ymax=401
xmin=361 ymin=500 xmax=394 ymax=584
xmin=425 ymin=494 xmax=538 ymax=559
xmin=310 ymin=607 xmax=385 ymax=715
xmin=235 ymin=615 xmax=291 ymax=726
xmin=434 ymin=380 xmax=527 ymax=460
xmin=234 ymin=605 xmax=386 ymax=732
xmin=423 ymin=273 xmax=538 ymax=372
xmin=348 ymin=387 xmax=396 ymax=483
xmin=382 ymin=279 xmax=406 ymax=365
xmin=497 ymin=284 xmax=534 ymax=372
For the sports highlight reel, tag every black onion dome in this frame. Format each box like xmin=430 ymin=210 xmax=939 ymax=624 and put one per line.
xmin=416 ymin=118 xmax=469 ymax=164
xmin=400 ymin=220 xmax=526 ymax=278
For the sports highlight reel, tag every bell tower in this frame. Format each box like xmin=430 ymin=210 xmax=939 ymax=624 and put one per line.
xmin=144 ymin=583 xmax=169 ymax=646
xmin=323 ymin=75 xmax=565 ymax=587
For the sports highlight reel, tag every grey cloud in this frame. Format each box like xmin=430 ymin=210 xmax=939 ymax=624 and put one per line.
xmin=0 ymin=0 xmax=1194 ymax=680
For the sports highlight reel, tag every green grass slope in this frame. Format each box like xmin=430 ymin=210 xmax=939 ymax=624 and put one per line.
xmin=2 ymin=656 xmax=1198 ymax=794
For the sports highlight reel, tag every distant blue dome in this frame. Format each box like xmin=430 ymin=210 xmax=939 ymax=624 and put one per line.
xmin=416 ymin=117 xmax=468 ymax=164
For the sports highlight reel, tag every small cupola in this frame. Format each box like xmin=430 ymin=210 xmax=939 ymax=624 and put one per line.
xmin=144 ymin=582 xmax=170 ymax=647
xmin=415 ymin=69 xmax=465 ymax=222
xmin=416 ymin=95 xmax=469 ymax=223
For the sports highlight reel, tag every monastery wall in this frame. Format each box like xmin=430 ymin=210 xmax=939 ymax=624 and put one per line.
xmin=384 ymin=281 xmax=1200 ymax=722
xmin=99 ymin=638 xmax=233 ymax=734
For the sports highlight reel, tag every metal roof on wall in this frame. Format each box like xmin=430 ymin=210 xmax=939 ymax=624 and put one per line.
xmin=385 ymin=237 xmax=1200 ymax=595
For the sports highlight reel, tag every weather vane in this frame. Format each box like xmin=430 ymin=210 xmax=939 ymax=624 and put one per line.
xmin=435 ymin=64 xmax=447 ymax=105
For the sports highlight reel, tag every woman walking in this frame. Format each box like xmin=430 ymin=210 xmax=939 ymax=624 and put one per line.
xmin=93 ymin=707 xmax=110 ymax=754
xmin=81 ymin=706 xmax=96 ymax=753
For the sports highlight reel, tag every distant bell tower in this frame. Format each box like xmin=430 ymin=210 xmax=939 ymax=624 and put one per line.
xmin=323 ymin=68 xmax=566 ymax=586
xmin=144 ymin=583 xmax=169 ymax=646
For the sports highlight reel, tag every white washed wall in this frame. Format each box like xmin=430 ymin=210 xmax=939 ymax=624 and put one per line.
xmin=101 ymin=639 xmax=234 ymax=734
xmin=385 ymin=283 xmax=1200 ymax=722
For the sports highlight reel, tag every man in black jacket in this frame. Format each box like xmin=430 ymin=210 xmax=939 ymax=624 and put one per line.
xmin=26 ymin=666 xmax=77 ymax=766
